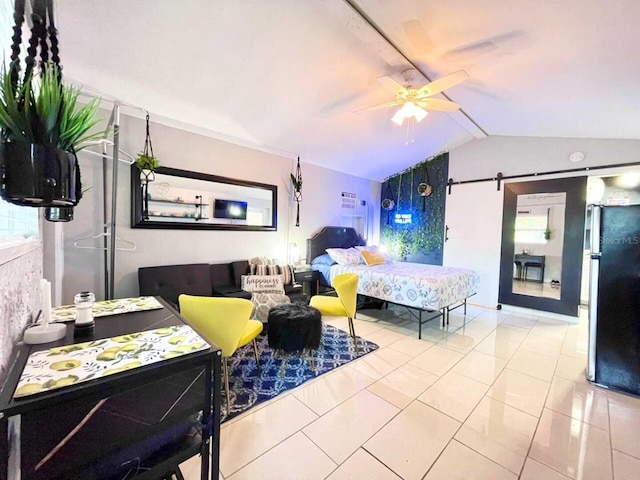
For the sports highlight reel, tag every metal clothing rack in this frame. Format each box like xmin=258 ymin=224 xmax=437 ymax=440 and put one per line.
xmin=104 ymin=103 xmax=121 ymax=300
xmin=78 ymin=97 xmax=148 ymax=300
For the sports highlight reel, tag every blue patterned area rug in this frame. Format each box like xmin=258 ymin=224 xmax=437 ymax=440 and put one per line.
xmin=222 ymin=323 xmax=379 ymax=423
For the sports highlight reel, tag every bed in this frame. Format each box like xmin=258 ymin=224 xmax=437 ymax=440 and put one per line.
xmin=306 ymin=226 xmax=480 ymax=338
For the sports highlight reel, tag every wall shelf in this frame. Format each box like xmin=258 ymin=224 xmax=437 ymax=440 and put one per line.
xmin=148 ymin=215 xmax=209 ymax=220
xmin=148 ymin=198 xmax=210 ymax=207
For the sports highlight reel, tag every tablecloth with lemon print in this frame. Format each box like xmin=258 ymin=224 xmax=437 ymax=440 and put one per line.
xmin=50 ymin=296 xmax=164 ymax=323
xmin=14 ymin=325 xmax=209 ymax=398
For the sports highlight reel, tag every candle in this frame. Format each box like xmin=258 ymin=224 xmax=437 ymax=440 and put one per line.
xmin=41 ymin=279 xmax=51 ymax=325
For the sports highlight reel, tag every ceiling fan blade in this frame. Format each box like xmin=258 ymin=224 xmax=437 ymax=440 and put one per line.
xmin=353 ymin=100 xmax=402 ymax=114
xmin=416 ymin=98 xmax=460 ymax=112
xmin=442 ymin=41 xmax=498 ymax=62
xmin=377 ymin=76 xmax=408 ymax=96
xmin=441 ymin=30 xmax=524 ymax=62
xmin=417 ymin=70 xmax=469 ymax=96
xmin=402 ymin=19 xmax=434 ymax=54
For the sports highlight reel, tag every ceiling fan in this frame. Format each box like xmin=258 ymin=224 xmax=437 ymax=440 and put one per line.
xmin=355 ymin=69 xmax=469 ymax=125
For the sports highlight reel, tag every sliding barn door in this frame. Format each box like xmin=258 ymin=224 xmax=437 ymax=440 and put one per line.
xmin=443 ymin=182 xmax=504 ymax=308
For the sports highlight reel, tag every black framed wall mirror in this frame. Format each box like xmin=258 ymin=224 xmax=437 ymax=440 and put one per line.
xmin=498 ymin=176 xmax=587 ymax=316
xmin=131 ymin=166 xmax=277 ymax=231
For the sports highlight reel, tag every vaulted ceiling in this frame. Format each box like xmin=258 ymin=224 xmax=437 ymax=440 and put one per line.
xmin=57 ymin=0 xmax=640 ymax=181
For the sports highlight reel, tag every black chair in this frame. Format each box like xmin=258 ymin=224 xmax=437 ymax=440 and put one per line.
xmin=514 ymin=260 xmax=522 ymax=280
xmin=523 ymin=261 xmax=543 ymax=282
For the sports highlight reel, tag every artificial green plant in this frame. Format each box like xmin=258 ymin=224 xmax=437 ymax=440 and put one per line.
xmin=0 ymin=63 xmax=102 ymax=151
xmin=380 ymin=153 xmax=449 ymax=261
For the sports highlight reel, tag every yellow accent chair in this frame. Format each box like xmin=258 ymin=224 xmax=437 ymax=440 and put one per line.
xmin=178 ymin=295 xmax=263 ymax=415
xmin=309 ymin=273 xmax=359 ymax=351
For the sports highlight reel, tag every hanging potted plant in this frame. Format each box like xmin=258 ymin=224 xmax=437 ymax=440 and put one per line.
xmin=135 ymin=152 xmax=160 ymax=174
xmin=135 ymin=114 xmax=160 ymax=220
xmin=135 ymin=114 xmax=160 ymax=177
xmin=0 ymin=65 xmax=101 ymax=207
xmin=0 ymin=0 xmax=103 ymax=209
xmin=291 ymin=156 xmax=303 ymax=226
xmin=544 ymin=207 xmax=552 ymax=239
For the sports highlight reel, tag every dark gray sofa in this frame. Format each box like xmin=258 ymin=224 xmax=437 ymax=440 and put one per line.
xmin=138 ymin=260 xmax=304 ymax=308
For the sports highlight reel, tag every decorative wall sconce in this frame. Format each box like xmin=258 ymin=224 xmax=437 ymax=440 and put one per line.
xmin=291 ymin=157 xmax=303 ymax=227
xmin=381 ymin=182 xmax=395 ymax=224
xmin=418 ymin=162 xmax=433 ymax=211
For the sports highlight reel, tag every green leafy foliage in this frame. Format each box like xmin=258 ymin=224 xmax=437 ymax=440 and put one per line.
xmin=380 ymin=153 xmax=448 ymax=261
xmin=135 ymin=152 xmax=160 ymax=170
xmin=0 ymin=63 xmax=102 ymax=151
xmin=290 ymin=173 xmax=302 ymax=191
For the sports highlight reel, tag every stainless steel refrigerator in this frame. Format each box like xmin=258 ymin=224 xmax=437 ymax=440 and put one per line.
xmin=588 ymin=204 xmax=640 ymax=396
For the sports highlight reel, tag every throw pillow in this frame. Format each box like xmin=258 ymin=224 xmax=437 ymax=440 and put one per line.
xmin=326 ymin=247 xmax=363 ymax=265
xmin=361 ymin=250 xmax=386 ymax=266
xmin=248 ymin=264 xmax=294 ymax=285
xmin=311 ymin=253 xmax=336 ymax=266
xmin=355 ymin=245 xmax=391 ymax=262
xmin=241 ymin=275 xmax=285 ymax=293
xmin=248 ymin=256 xmax=272 ymax=266
xmin=251 ymin=293 xmax=291 ymax=322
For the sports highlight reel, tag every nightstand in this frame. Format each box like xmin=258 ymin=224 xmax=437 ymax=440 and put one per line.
xmin=294 ymin=268 xmax=320 ymax=297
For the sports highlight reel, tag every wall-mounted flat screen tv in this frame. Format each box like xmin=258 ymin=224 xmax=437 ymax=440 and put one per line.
xmin=214 ymin=199 xmax=248 ymax=220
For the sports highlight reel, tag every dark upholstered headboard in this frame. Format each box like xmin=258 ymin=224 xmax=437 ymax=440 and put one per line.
xmin=306 ymin=227 xmax=367 ymax=263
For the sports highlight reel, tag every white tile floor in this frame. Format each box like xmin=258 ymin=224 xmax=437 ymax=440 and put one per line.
xmin=179 ymin=304 xmax=640 ymax=479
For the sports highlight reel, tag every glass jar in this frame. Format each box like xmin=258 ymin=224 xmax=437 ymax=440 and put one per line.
xmin=74 ymin=291 xmax=95 ymax=326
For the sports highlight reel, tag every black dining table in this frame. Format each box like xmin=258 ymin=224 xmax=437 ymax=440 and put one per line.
xmin=0 ymin=297 xmax=221 ymax=480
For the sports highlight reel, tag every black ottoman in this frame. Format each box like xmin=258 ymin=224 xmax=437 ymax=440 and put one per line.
xmin=267 ymin=303 xmax=322 ymax=354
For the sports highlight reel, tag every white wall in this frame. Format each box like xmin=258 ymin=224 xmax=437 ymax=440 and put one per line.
xmin=445 ymin=135 xmax=640 ymax=310
xmin=0 ymin=248 xmax=42 ymax=374
xmin=56 ymin=113 xmax=380 ymax=304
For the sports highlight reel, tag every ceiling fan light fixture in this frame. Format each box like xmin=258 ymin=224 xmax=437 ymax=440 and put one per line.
xmin=413 ymin=105 xmax=428 ymax=122
xmin=391 ymin=101 xmax=428 ymax=125
xmin=391 ymin=107 xmax=406 ymax=125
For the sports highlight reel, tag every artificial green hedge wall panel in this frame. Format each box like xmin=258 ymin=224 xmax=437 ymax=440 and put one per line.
xmin=380 ymin=152 xmax=449 ymax=264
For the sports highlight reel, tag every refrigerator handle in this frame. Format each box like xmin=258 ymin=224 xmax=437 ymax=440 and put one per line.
xmin=590 ymin=205 xmax=602 ymax=257
xmin=587 ymin=205 xmax=601 ymax=382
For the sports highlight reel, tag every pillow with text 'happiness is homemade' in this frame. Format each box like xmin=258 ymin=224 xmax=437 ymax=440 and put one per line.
xmin=241 ymin=274 xmax=285 ymax=293
xmin=325 ymin=247 xmax=363 ymax=265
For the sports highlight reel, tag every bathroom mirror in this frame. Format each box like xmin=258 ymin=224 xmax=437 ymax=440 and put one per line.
xmin=131 ymin=166 xmax=277 ymax=231
xmin=498 ymin=177 xmax=587 ymax=316
xmin=512 ymin=192 xmax=566 ymax=300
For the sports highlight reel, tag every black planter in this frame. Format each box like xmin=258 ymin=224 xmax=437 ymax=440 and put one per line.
xmin=0 ymin=141 xmax=81 ymax=207
xmin=44 ymin=206 xmax=74 ymax=222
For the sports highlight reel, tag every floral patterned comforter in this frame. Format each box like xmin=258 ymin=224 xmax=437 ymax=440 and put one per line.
xmin=329 ymin=262 xmax=480 ymax=311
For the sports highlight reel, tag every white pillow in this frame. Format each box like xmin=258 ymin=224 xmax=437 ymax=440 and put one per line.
xmin=326 ymin=247 xmax=363 ymax=265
